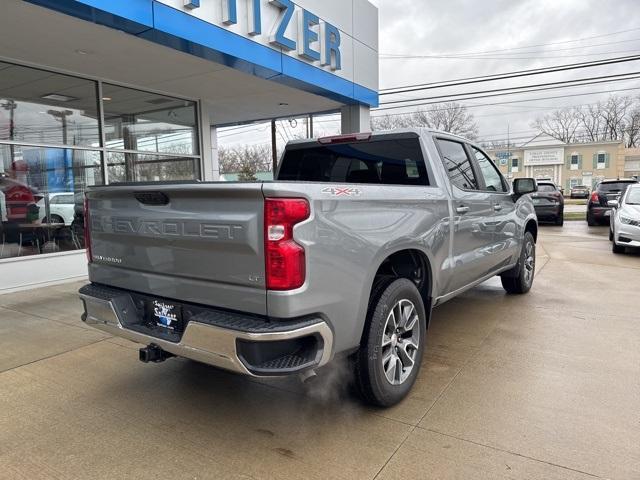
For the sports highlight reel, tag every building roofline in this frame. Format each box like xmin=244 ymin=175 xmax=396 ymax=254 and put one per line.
xmin=485 ymin=140 xmax=623 ymax=152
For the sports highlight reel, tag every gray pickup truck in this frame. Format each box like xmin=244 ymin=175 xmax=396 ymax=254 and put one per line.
xmin=79 ymin=129 xmax=538 ymax=406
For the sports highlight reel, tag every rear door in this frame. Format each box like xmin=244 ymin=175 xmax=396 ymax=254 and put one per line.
xmin=87 ymin=183 xmax=267 ymax=315
xmin=435 ymin=138 xmax=496 ymax=293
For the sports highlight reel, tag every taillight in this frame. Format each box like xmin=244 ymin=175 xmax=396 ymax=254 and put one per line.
xmin=590 ymin=192 xmax=599 ymax=203
xmin=264 ymin=198 xmax=310 ymax=290
xmin=83 ymin=195 xmax=92 ymax=263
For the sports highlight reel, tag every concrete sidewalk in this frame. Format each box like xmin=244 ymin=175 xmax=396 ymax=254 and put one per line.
xmin=1 ymin=223 xmax=639 ymax=479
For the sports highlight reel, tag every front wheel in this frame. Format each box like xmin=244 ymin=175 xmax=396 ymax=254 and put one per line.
xmin=611 ymin=226 xmax=625 ymax=254
xmin=354 ymin=278 xmax=426 ymax=407
xmin=501 ymin=231 xmax=536 ymax=294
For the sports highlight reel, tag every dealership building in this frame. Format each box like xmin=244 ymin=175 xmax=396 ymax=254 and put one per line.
xmin=0 ymin=0 xmax=379 ymax=292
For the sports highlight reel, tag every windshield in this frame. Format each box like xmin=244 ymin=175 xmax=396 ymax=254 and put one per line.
xmin=537 ymin=184 xmax=556 ymax=192
xmin=626 ymin=188 xmax=640 ymax=205
xmin=599 ymin=181 xmax=636 ymax=192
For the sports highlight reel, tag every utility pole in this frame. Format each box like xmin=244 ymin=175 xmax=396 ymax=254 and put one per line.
xmin=271 ymin=119 xmax=277 ymax=175
xmin=507 ymin=123 xmax=511 ymax=176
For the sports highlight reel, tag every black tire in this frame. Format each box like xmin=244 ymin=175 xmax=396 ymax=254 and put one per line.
xmin=354 ymin=278 xmax=426 ymax=407
xmin=555 ymin=211 xmax=564 ymax=226
xmin=609 ymin=228 xmax=613 ymax=241
xmin=501 ymin=231 xmax=536 ymax=294
xmin=611 ymin=227 xmax=625 ymax=254
xmin=587 ymin=211 xmax=596 ymax=226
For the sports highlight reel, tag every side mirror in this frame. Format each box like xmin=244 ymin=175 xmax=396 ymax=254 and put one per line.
xmin=513 ymin=178 xmax=537 ymax=196
xmin=610 ymin=200 xmax=619 ymax=208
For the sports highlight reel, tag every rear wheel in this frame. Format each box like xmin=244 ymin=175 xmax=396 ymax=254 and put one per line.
xmin=555 ymin=211 xmax=564 ymax=226
xmin=501 ymin=231 xmax=535 ymax=294
xmin=354 ymin=278 xmax=426 ymax=407
xmin=587 ymin=211 xmax=596 ymax=226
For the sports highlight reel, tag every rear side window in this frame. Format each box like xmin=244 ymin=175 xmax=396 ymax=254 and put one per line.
xmin=277 ymin=138 xmax=429 ymax=186
xmin=472 ymin=147 xmax=507 ymax=193
xmin=436 ymin=139 xmax=478 ymax=190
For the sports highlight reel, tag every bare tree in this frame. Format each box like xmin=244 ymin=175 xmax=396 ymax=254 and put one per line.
xmin=626 ymin=104 xmax=640 ymax=148
xmin=218 ymin=144 xmax=272 ymax=176
xmin=600 ymin=95 xmax=633 ymax=142
xmin=531 ymin=107 xmax=581 ymax=143
xmin=533 ymin=95 xmax=640 ymax=146
xmin=413 ymin=103 xmax=479 ymax=139
xmin=371 ymin=102 xmax=479 ymax=139
xmin=575 ymin=104 xmax=604 ymax=143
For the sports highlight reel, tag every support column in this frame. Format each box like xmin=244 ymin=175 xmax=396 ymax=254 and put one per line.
xmin=341 ymin=104 xmax=371 ymax=134
xmin=199 ymin=104 xmax=220 ymax=181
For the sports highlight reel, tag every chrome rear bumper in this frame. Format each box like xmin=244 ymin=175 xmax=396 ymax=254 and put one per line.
xmin=79 ymin=284 xmax=333 ymax=376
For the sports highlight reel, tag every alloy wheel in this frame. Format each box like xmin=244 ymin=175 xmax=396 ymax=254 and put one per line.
xmin=381 ymin=299 xmax=420 ymax=385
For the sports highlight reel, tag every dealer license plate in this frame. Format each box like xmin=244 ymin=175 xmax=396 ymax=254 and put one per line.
xmin=149 ymin=299 xmax=183 ymax=332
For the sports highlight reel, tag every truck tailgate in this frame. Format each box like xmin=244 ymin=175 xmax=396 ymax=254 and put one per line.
xmin=86 ymin=183 xmax=266 ymax=315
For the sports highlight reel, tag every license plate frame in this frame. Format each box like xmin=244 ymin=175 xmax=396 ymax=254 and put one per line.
xmin=148 ymin=299 xmax=183 ymax=333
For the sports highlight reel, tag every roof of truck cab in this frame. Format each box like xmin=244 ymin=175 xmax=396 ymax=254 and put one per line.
xmin=286 ymin=128 xmax=472 ymax=147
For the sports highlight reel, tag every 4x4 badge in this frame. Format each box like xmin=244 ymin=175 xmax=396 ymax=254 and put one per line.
xmin=321 ymin=186 xmax=362 ymax=197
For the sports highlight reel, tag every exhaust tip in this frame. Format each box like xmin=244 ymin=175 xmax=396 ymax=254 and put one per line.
xmin=299 ymin=369 xmax=317 ymax=383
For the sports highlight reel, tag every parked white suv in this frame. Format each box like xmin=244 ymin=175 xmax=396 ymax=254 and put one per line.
xmin=37 ymin=192 xmax=75 ymax=225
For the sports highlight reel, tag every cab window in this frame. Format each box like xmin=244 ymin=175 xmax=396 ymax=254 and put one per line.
xmin=472 ymin=147 xmax=507 ymax=193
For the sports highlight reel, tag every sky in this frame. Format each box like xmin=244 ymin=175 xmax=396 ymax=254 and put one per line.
xmin=219 ymin=0 xmax=640 ymax=152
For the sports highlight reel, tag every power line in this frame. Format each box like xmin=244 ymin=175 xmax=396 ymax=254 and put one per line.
xmin=380 ymin=54 xmax=640 ymax=94
xmin=379 ymin=47 xmax=640 ymax=61
xmin=374 ymin=84 xmax=640 ymax=113
xmin=380 ymin=71 xmax=640 ymax=106
xmin=379 ymin=27 xmax=640 ymax=59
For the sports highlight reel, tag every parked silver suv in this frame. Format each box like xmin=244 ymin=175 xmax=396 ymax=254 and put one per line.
xmin=79 ymin=129 xmax=538 ymax=406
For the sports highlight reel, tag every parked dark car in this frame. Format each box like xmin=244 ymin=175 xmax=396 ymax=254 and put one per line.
xmin=587 ymin=179 xmax=639 ymax=226
xmin=531 ymin=181 xmax=564 ymax=225
xmin=570 ymin=185 xmax=590 ymax=199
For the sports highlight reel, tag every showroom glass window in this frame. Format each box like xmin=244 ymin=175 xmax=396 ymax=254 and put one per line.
xmin=102 ymin=83 xmax=200 ymax=183
xmin=0 ymin=62 xmax=102 ymax=259
xmin=0 ymin=61 xmax=201 ymax=260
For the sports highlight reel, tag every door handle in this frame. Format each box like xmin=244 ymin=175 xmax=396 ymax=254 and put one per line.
xmin=493 ymin=204 xmax=503 ymax=211
xmin=456 ymin=205 xmax=470 ymax=214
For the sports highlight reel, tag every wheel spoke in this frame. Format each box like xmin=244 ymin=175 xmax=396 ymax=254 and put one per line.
xmin=382 ymin=348 xmax=394 ymax=366
xmin=381 ymin=333 xmax=393 ymax=348
xmin=385 ymin=355 xmax=397 ymax=382
xmin=400 ymin=302 xmax=415 ymax=330
xmin=394 ymin=357 xmax=403 ymax=382
xmin=388 ymin=309 xmax=397 ymax=331
xmin=403 ymin=314 xmax=418 ymax=333
xmin=397 ymin=344 xmax=415 ymax=369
